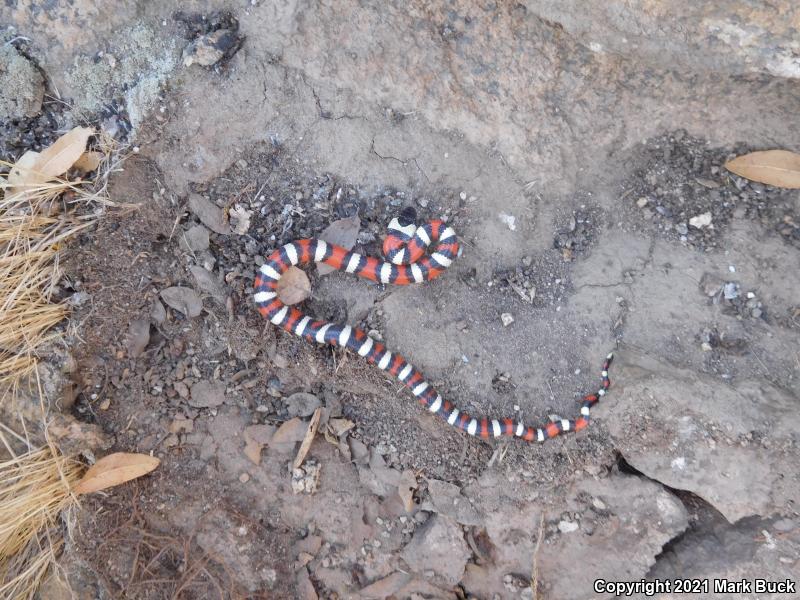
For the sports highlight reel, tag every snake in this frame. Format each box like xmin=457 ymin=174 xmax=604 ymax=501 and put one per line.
xmin=253 ymin=209 xmax=613 ymax=442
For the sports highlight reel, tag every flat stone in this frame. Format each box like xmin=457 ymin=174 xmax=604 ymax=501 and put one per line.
xmin=285 ymin=392 xmax=321 ymax=418
xmin=604 ymin=351 xmax=799 ymax=522
xmin=427 ymin=478 xmax=483 ymax=526
xmin=189 ymin=380 xmax=226 ymax=408
xmin=188 ymin=193 xmax=229 ymax=234
xmin=400 ymin=514 xmax=469 ymax=586
xmin=160 ymin=286 xmax=203 ymax=318
xmin=189 ymin=265 xmax=226 ymax=303
xmin=180 ymin=224 xmax=210 ymax=252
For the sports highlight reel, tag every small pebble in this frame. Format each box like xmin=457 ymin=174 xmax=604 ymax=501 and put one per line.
xmin=239 ymin=473 xmax=250 ymax=483
xmin=558 ymin=520 xmax=579 ymax=533
xmin=501 ymin=313 xmax=514 ymax=327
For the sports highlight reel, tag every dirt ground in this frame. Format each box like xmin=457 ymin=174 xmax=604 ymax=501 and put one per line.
xmin=2 ymin=2 xmax=800 ymax=599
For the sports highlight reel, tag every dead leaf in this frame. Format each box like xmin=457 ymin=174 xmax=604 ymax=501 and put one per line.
xmin=73 ymin=151 xmax=103 ymax=173
xmin=189 ymin=265 xmax=226 ymax=303
xmin=293 ymin=408 xmax=322 ymax=469
xmin=318 ymin=216 xmax=360 ymax=275
xmin=277 ymin=266 xmax=311 ymax=305
xmin=229 ymin=204 xmax=253 ymax=235
xmin=725 ymin=150 xmax=800 ymax=189
xmin=397 ymin=469 xmax=417 ymax=512
xmin=328 ymin=418 xmax=355 ymax=437
xmin=160 ymin=286 xmax=203 ymax=318
xmin=73 ymin=452 xmax=160 ymax=495
xmin=10 ymin=127 xmax=94 ymax=195
xmin=5 ymin=151 xmax=39 ymax=194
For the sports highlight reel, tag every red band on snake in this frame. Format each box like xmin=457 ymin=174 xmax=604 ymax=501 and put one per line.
xmin=253 ymin=215 xmax=613 ymax=442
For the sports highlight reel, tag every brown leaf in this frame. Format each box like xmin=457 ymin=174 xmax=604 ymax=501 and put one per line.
xmin=277 ymin=266 xmax=311 ymax=305
xmin=397 ymin=469 xmax=417 ymax=513
xmin=73 ymin=151 xmax=103 ymax=173
xmin=328 ymin=418 xmax=355 ymax=437
xmin=725 ymin=150 xmax=800 ymax=189
xmin=4 ymin=151 xmax=40 ymax=197
xmin=293 ymin=407 xmax=322 ymax=469
xmin=13 ymin=127 xmax=94 ymax=193
xmin=73 ymin=452 xmax=160 ymax=495
xmin=317 ymin=216 xmax=360 ymax=275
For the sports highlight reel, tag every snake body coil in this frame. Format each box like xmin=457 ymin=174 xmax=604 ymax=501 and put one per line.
xmin=254 ymin=216 xmax=612 ymax=442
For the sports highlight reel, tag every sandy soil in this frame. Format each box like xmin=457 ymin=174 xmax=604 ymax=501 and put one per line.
xmin=2 ymin=2 xmax=799 ymax=599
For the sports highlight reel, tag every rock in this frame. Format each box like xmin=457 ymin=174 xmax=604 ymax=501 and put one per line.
xmin=604 ymin=351 xmax=799 ymax=522
xmin=183 ymin=29 xmax=241 ymax=67
xmin=188 ymin=193 xmax=229 ymax=234
xmin=723 ymin=282 xmax=740 ymax=300
xmin=498 ymin=213 xmax=517 ymax=231
xmin=772 ymin=518 xmax=795 ymax=532
xmin=285 ymin=392 xmax=322 ymax=418
xmin=427 ymin=479 xmax=483 ymax=526
xmin=501 ymin=313 xmax=514 ymax=327
xmin=359 ymin=572 xmax=413 ymax=599
xmin=317 ymin=216 xmax=360 ymax=275
xmin=270 ymin=417 xmax=308 ymax=452
xmin=700 ymin=273 xmax=724 ymax=297
xmin=400 ymin=514 xmax=469 ymax=586
xmin=123 ymin=318 xmax=150 ymax=357
xmin=534 ymin=473 xmax=688 ymax=600
xmin=189 ymin=380 xmax=226 ymax=408
xmin=180 ymin=224 xmax=210 ymax=252
xmin=189 ymin=265 xmax=226 ymax=303
xmin=160 ymin=286 xmax=203 ymax=317
xmin=243 ymin=424 xmax=275 ymax=465
xmin=558 ymin=520 xmax=579 ymax=533
xmin=151 ymin=300 xmax=167 ymax=324
xmin=0 ymin=45 xmax=44 ymax=120
xmin=67 ymin=291 xmax=90 ymax=307
xmin=689 ymin=212 xmax=712 ymax=228
xmin=292 ymin=460 xmax=321 ymax=494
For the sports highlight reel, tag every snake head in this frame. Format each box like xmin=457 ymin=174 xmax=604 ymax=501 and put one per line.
xmin=398 ymin=206 xmax=417 ymax=227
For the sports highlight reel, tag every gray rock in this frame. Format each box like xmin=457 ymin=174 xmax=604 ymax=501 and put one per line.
xmin=150 ymin=300 xmax=167 ymax=324
xmin=123 ymin=319 xmax=150 ymax=358
xmin=189 ymin=380 xmax=226 ymax=408
xmin=188 ymin=194 xmax=229 ymax=235
xmin=772 ymin=518 xmax=795 ymax=532
xmin=160 ymin=286 xmax=203 ymax=318
xmin=183 ymin=29 xmax=239 ymax=67
xmin=284 ymin=392 xmax=321 ymax=418
xmin=180 ymin=224 xmax=210 ymax=252
xmin=426 ymin=478 xmax=483 ymax=526
xmin=604 ymin=351 xmax=799 ymax=522
xmin=317 ymin=216 xmax=360 ymax=275
xmin=400 ymin=514 xmax=469 ymax=586
xmin=558 ymin=520 xmax=579 ymax=533
xmin=0 ymin=45 xmax=44 ymax=120
xmin=189 ymin=265 xmax=226 ymax=304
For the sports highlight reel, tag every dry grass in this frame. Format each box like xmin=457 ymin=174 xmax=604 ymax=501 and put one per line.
xmin=0 ymin=424 xmax=83 ymax=600
xmin=0 ymin=132 xmax=123 ymax=599
xmin=81 ymin=491 xmax=240 ymax=599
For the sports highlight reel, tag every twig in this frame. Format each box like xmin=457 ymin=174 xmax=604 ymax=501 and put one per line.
xmin=531 ymin=513 xmax=545 ymax=599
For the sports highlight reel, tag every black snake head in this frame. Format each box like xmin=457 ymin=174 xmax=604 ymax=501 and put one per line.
xmin=398 ymin=206 xmax=417 ymax=227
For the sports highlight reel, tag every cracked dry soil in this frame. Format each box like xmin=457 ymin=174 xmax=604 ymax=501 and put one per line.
xmin=3 ymin=1 xmax=800 ymax=599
